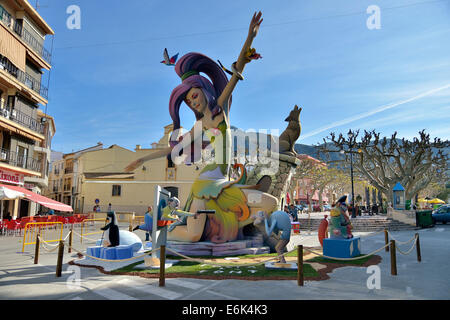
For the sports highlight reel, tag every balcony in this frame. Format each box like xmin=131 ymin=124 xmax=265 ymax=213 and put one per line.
xmin=0 ymin=5 xmax=12 ymax=28
xmin=64 ymin=168 xmax=73 ymax=174
xmin=1 ymin=101 xmax=45 ymax=135
xmin=0 ymin=56 xmax=48 ymax=100
xmin=13 ymin=21 xmax=52 ymax=64
xmin=0 ymin=147 xmax=41 ymax=172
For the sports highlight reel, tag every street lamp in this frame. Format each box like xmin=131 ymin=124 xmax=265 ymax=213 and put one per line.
xmin=347 ymin=130 xmax=356 ymax=218
xmin=340 ymin=130 xmax=356 ymax=218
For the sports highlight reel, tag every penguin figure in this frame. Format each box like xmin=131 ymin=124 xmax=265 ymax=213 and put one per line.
xmin=101 ymin=211 xmax=120 ymax=247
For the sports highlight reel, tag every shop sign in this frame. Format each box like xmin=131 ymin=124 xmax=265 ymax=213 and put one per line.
xmin=0 ymin=169 xmax=24 ymax=185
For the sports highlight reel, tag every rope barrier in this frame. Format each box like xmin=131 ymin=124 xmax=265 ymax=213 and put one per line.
xmin=37 ymin=233 xmax=71 ymax=252
xmin=64 ymin=240 xmax=160 ymax=262
xmin=166 ymin=246 xmax=298 ymax=268
xmin=387 ymin=231 xmax=417 ymax=245
xmin=71 ymin=230 xmax=101 ymax=243
xmin=395 ymin=236 xmax=419 ymax=255
xmin=303 ymin=243 xmax=390 ymax=261
xmin=39 ymin=239 xmax=60 ymax=253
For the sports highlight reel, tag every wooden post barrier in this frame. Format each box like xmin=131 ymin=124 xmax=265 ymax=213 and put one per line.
xmin=68 ymin=227 xmax=73 ymax=254
xmin=390 ymin=240 xmax=397 ymax=276
xmin=384 ymin=229 xmax=389 ymax=252
xmin=129 ymin=224 xmax=132 ymax=232
xmin=416 ymin=233 xmax=421 ymax=262
xmin=34 ymin=233 xmax=40 ymax=264
xmin=297 ymin=245 xmax=304 ymax=286
xmin=159 ymin=245 xmax=166 ymax=287
xmin=56 ymin=240 xmax=64 ymax=277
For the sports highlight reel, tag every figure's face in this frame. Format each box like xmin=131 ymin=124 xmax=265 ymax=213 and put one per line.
xmin=185 ymin=87 xmax=207 ymax=114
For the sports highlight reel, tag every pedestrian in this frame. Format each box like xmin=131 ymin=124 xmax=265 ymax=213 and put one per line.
xmin=289 ymin=204 xmax=298 ymax=222
xmin=107 ymin=203 xmax=112 ymax=212
xmin=4 ymin=212 xmax=12 ymax=221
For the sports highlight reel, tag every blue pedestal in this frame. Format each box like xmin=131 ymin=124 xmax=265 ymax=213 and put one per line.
xmin=100 ymin=247 xmax=117 ymax=260
xmin=115 ymin=245 xmax=134 ymax=259
xmin=87 ymin=246 xmax=102 ymax=258
xmin=323 ymin=237 xmax=361 ymax=258
xmin=86 ymin=244 xmax=136 ymax=260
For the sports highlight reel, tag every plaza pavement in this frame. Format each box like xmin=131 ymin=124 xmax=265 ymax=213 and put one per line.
xmin=0 ymin=221 xmax=449 ymax=300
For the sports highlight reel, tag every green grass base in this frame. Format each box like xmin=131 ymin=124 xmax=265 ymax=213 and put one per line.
xmin=111 ymin=252 xmax=374 ymax=279
xmin=113 ymin=259 xmax=318 ymax=278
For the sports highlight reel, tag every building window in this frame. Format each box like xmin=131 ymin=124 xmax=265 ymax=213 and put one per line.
xmin=112 ymin=185 xmax=121 ymax=196
xmin=165 ymin=186 xmax=179 ymax=198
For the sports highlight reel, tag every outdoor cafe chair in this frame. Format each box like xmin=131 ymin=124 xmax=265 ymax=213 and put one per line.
xmin=5 ymin=221 xmax=20 ymax=236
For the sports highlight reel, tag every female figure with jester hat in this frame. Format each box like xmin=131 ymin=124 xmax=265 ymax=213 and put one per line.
xmin=125 ymin=12 xmax=278 ymax=243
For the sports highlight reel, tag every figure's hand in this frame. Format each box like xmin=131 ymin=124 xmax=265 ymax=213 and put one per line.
xmin=124 ymin=159 xmax=143 ymax=172
xmin=248 ymin=11 xmax=263 ymax=39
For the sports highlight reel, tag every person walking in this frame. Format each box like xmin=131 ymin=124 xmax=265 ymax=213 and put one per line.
xmin=289 ymin=204 xmax=298 ymax=222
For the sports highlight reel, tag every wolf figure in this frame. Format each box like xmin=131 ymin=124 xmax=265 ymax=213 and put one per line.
xmin=279 ymin=105 xmax=302 ymax=156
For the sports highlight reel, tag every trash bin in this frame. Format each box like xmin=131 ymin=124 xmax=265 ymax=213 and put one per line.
xmin=405 ymin=200 xmax=411 ymax=210
xmin=416 ymin=210 xmax=433 ymax=228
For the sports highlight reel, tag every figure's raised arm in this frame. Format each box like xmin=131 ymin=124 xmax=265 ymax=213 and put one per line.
xmin=216 ymin=11 xmax=263 ymax=108
xmin=124 ymin=121 xmax=204 ymax=172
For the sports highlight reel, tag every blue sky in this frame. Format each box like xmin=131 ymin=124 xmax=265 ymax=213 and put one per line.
xmin=36 ymin=0 xmax=450 ymax=153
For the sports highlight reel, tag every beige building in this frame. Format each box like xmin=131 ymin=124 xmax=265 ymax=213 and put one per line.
xmin=45 ymin=125 xmax=203 ymax=215
xmin=0 ymin=0 xmax=55 ymax=218
xmin=46 ymin=143 xmax=103 ymax=208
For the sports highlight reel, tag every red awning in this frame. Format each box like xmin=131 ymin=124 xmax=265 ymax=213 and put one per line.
xmin=0 ymin=184 xmax=73 ymax=212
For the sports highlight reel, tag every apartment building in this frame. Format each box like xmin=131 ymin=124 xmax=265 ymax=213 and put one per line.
xmin=0 ymin=0 xmax=54 ymax=218
xmin=46 ymin=143 xmax=104 ymax=209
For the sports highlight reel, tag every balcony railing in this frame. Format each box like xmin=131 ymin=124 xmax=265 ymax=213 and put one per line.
xmin=65 ymin=168 xmax=73 ymax=174
xmin=0 ymin=5 xmax=12 ymax=28
xmin=0 ymin=57 xmax=48 ymax=100
xmin=0 ymin=102 xmax=45 ymax=135
xmin=13 ymin=21 xmax=52 ymax=64
xmin=0 ymin=147 xmax=41 ymax=172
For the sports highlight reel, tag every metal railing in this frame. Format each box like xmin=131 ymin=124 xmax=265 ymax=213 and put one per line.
xmin=0 ymin=57 xmax=48 ymax=100
xmin=13 ymin=22 xmax=52 ymax=64
xmin=0 ymin=147 xmax=41 ymax=172
xmin=0 ymin=5 xmax=12 ymax=28
xmin=0 ymin=103 xmax=45 ymax=134
xmin=16 ymin=69 xmax=48 ymax=99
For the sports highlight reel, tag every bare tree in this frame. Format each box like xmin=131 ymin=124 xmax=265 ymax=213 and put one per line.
xmin=319 ymin=129 xmax=449 ymax=203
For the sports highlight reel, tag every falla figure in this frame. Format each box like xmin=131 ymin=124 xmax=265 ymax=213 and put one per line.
xmin=126 ymin=12 xmax=279 ymax=244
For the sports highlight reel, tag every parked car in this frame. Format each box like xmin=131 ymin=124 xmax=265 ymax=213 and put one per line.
xmin=323 ymin=204 xmax=332 ymax=211
xmin=432 ymin=204 xmax=450 ymax=224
